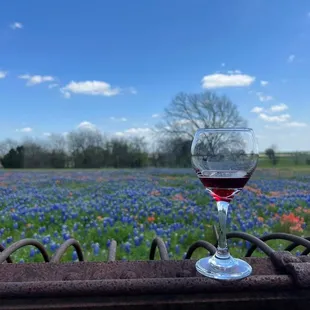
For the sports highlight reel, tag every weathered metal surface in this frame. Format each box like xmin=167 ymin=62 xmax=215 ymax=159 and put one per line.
xmin=0 ymin=233 xmax=309 ymax=309
xmin=0 ymin=259 xmax=309 ymax=309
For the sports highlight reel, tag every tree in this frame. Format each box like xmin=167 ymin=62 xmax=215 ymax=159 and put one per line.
xmin=156 ymin=91 xmax=247 ymax=140
xmin=265 ymin=145 xmax=278 ymax=166
xmin=22 ymin=139 xmax=51 ymax=168
xmin=0 ymin=146 xmax=24 ymax=168
xmin=46 ymin=134 xmax=68 ymax=168
xmin=67 ymin=128 xmax=106 ymax=168
xmin=0 ymin=139 xmax=19 ymax=158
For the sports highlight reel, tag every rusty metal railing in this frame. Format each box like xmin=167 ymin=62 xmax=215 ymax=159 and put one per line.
xmin=0 ymin=230 xmax=309 ymax=310
xmin=1 ymin=230 xmax=309 ymax=264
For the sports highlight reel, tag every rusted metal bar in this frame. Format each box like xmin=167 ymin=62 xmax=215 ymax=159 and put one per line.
xmin=108 ymin=240 xmax=117 ymax=261
xmin=0 ymin=258 xmax=309 ymax=309
xmin=149 ymin=236 xmax=169 ymax=260
xmin=50 ymin=239 xmax=84 ymax=263
xmin=0 ymin=243 xmax=13 ymax=263
xmin=184 ymin=240 xmax=216 ymax=259
xmin=0 ymin=238 xmax=49 ymax=264
xmin=284 ymin=236 xmax=310 ymax=255
xmin=0 ymin=232 xmax=309 ymax=309
xmin=246 ymin=233 xmax=310 ymax=257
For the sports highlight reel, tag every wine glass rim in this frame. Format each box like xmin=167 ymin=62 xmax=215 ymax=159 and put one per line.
xmin=196 ymin=127 xmax=254 ymax=133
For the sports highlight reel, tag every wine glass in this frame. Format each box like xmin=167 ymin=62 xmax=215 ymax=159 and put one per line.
xmin=191 ymin=128 xmax=258 ymax=280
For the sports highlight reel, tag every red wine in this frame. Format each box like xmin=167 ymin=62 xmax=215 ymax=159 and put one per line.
xmin=194 ymin=168 xmax=251 ymax=202
xmin=199 ymin=176 xmax=250 ymax=202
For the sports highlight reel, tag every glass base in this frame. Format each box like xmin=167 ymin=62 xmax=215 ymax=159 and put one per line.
xmin=196 ymin=254 xmax=252 ymax=280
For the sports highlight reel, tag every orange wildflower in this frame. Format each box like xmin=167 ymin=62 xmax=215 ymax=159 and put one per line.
xmin=150 ymin=190 xmax=161 ymax=196
xmin=147 ymin=216 xmax=156 ymax=223
xmin=281 ymin=213 xmax=304 ymax=233
xmin=172 ymin=193 xmax=185 ymax=201
xmin=97 ymin=216 xmax=103 ymax=221
xmin=257 ymin=217 xmax=264 ymax=223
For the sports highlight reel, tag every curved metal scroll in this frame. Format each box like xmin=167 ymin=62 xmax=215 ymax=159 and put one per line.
xmin=184 ymin=240 xmax=216 ymax=259
xmin=0 ymin=239 xmax=49 ymax=264
xmin=0 ymin=243 xmax=13 ymax=263
xmin=50 ymin=239 xmax=84 ymax=263
xmin=245 ymin=233 xmax=310 ymax=257
xmin=149 ymin=237 xmax=169 ymax=260
xmin=284 ymin=236 xmax=310 ymax=255
xmin=225 ymin=232 xmax=275 ymax=257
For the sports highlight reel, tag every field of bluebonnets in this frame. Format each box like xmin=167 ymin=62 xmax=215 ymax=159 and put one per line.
xmin=0 ymin=168 xmax=309 ymax=263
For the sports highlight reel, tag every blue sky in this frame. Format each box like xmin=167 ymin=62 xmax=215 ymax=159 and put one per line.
xmin=1 ymin=0 xmax=310 ymax=151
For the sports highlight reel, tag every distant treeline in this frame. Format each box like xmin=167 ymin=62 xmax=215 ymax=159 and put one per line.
xmin=0 ymin=131 xmax=192 ymax=169
xmin=2 ymin=90 xmax=308 ymax=169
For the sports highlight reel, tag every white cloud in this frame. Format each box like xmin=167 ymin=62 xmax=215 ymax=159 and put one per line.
xmin=61 ymin=80 xmax=121 ymax=97
xmin=16 ymin=127 xmax=33 ymax=133
xmin=269 ymin=103 xmax=288 ymax=112
xmin=260 ymin=80 xmax=268 ymax=86
xmin=18 ymin=74 xmax=54 ymax=86
xmin=43 ymin=132 xmax=51 ymax=137
xmin=221 ymin=63 xmax=226 ymax=67
xmin=256 ymin=92 xmax=273 ymax=102
xmin=202 ymin=72 xmax=255 ymax=89
xmin=152 ymin=113 xmax=160 ymax=118
xmin=10 ymin=22 xmax=23 ymax=30
xmin=259 ymin=113 xmax=290 ymax=123
xmin=251 ymin=106 xmax=264 ymax=113
xmin=110 ymin=117 xmax=127 ymax=122
xmin=77 ymin=121 xmax=97 ymax=131
xmin=0 ymin=71 xmax=7 ymax=79
xmin=287 ymin=54 xmax=295 ymax=63
xmin=284 ymin=121 xmax=307 ymax=128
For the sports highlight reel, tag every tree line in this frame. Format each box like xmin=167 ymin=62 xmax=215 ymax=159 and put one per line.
xmin=0 ymin=91 xmax=247 ymax=169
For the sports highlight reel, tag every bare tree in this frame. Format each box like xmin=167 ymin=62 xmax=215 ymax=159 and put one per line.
xmin=47 ymin=134 xmax=67 ymax=152
xmin=0 ymin=139 xmax=19 ymax=157
xmin=22 ymin=138 xmax=50 ymax=168
xmin=156 ymin=91 xmax=247 ymax=140
xmin=67 ymin=128 xmax=106 ymax=168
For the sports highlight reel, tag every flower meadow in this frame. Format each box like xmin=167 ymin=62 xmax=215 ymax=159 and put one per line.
xmin=0 ymin=169 xmax=309 ymax=263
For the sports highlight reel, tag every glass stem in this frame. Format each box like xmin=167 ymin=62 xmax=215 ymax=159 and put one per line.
xmin=216 ymin=201 xmax=230 ymax=259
